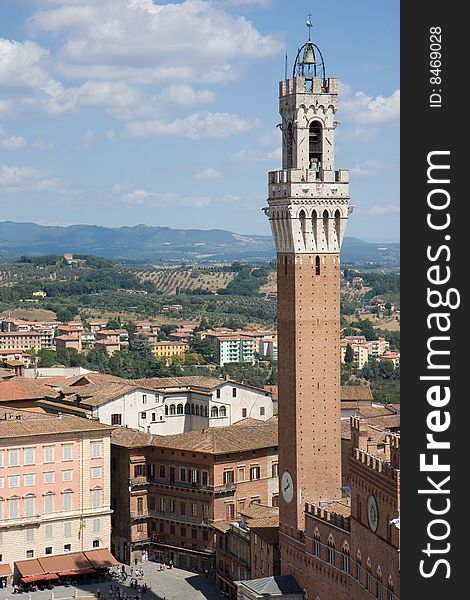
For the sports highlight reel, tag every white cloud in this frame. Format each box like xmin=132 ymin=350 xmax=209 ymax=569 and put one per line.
xmin=27 ymin=0 xmax=282 ymax=85
xmin=193 ymin=167 xmax=223 ymax=180
xmin=350 ymin=160 xmax=393 ymax=177
xmin=342 ymin=90 xmax=400 ymax=125
xmin=0 ymin=163 xmax=59 ymax=193
xmin=113 ymin=184 xmax=238 ymax=207
xmin=336 ymin=127 xmax=378 ymax=143
xmin=157 ymin=84 xmax=214 ymax=108
xmin=80 ymin=128 xmax=98 ymax=149
xmin=231 ymin=146 xmax=281 ymax=161
xmin=363 ymin=204 xmax=400 ymax=215
xmin=123 ymin=111 xmax=258 ymax=139
xmin=0 ymin=126 xmax=26 ymax=150
xmin=32 ymin=139 xmax=55 ymax=150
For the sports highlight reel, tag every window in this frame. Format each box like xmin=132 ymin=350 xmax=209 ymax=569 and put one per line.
xmin=342 ymin=544 xmax=350 ymax=573
xmin=169 ymin=499 xmax=176 ymax=513
xmin=202 ymin=504 xmax=209 ymax=519
xmin=272 ymin=494 xmax=279 ymax=507
xmin=111 ymin=414 xmax=122 ymax=426
xmin=211 ymin=407 xmax=218 ymax=418
xmin=142 ymin=394 xmax=147 ymax=404
xmin=159 ymin=498 xmax=165 ymax=512
xmin=25 ymin=495 xmax=36 ymax=517
xmin=63 ymin=470 xmax=73 ymax=482
xmin=315 ymin=255 xmax=321 ymax=276
xmin=91 ymin=489 xmax=102 ymax=508
xmin=8 ymin=449 xmax=19 ymax=467
xmin=219 ymin=406 xmax=226 ymax=417
xmin=190 ymin=469 xmax=199 ymax=484
xmin=91 ymin=441 xmax=102 ymax=458
xmin=63 ymin=491 xmax=73 ymax=511
xmin=232 ymin=388 xmax=237 ymax=398
xmin=180 ymin=468 xmax=186 ymax=482
xmin=152 ymin=413 xmax=156 ymax=422
xmin=313 ymin=531 xmax=321 ymax=557
xmin=44 ymin=523 xmax=54 ymax=539
xmin=24 ymin=447 xmax=36 ymax=465
xmin=91 ymin=467 xmax=102 ymax=479
xmin=202 ymin=471 xmax=208 ymax=486
xmin=43 ymin=446 xmax=54 ymax=463
xmin=181 ymin=527 xmax=186 ymax=538
xmin=170 ymin=525 xmax=175 ymax=535
xmin=44 ymin=494 xmax=54 ymax=514
xmin=238 ymin=467 xmax=245 ymax=482
xmin=25 ymin=528 xmax=34 ymax=542
xmin=216 ymin=389 xmax=221 ymax=398
xmin=62 ymin=444 xmax=73 ymax=461
xmin=24 ymin=473 xmax=35 ymax=486
xmin=93 ymin=539 xmax=100 ymax=548
xmin=251 ymin=496 xmax=260 ymax=505
xmin=260 ymin=406 xmax=265 ymax=416
xmin=140 ymin=412 xmax=146 ymax=420
xmin=8 ymin=475 xmax=19 ymax=488
xmin=0 ymin=450 xmax=3 ymax=468
xmin=192 ymin=503 xmax=198 ymax=517
xmin=223 ymin=470 xmax=234 ymax=484
xmin=26 ymin=550 xmax=34 ymax=558
xmin=327 ymin=538 xmax=335 ymax=565
xmin=242 ymin=408 xmax=247 ymax=418
xmin=64 ymin=522 xmax=72 ymax=538
xmin=202 ymin=530 xmax=209 ymax=541
xmin=250 ymin=466 xmax=260 ymax=480
xmin=226 ymin=503 xmax=235 ymax=520
xmin=169 ymin=405 xmax=176 ymax=416
xmin=44 ymin=471 xmax=54 ymax=484
xmin=192 ymin=529 xmax=197 ymax=539
xmin=177 ymin=404 xmax=183 ymax=415
xmin=159 ymin=465 xmax=166 ymax=478
xmin=64 ymin=544 xmax=71 ymax=552
xmin=272 ymin=463 xmax=279 ymax=477
xmin=8 ymin=497 xmax=19 ymax=519
xmin=45 ymin=546 xmax=53 ymax=555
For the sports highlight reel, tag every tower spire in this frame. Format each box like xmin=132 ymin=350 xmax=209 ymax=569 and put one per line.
xmin=306 ymin=12 xmax=313 ymax=41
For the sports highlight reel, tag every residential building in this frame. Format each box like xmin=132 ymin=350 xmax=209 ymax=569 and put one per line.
xmin=162 ymin=304 xmax=183 ymax=314
xmin=152 ymin=341 xmax=189 ymax=361
xmin=87 ymin=320 xmax=108 ymax=334
xmin=380 ymin=352 xmax=400 ymax=368
xmin=55 ymin=335 xmax=82 ymax=353
xmin=0 ymin=378 xmax=55 ymax=411
xmin=215 ymin=505 xmax=279 ymax=597
xmin=0 ymin=406 xmax=113 ymax=575
xmin=0 ymin=350 xmax=32 ymax=367
xmin=0 ymin=332 xmax=41 ymax=353
xmin=39 ymin=374 xmax=274 ymax=435
xmin=94 ymin=339 xmax=120 ymax=356
xmin=340 ymin=340 xmax=369 ymax=369
xmin=215 ymin=336 xmax=255 ymax=366
xmin=110 ymin=419 xmax=279 ymax=570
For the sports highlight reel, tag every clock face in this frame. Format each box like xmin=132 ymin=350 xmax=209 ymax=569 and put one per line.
xmin=281 ymin=470 xmax=294 ymax=503
xmin=367 ymin=495 xmax=379 ymax=532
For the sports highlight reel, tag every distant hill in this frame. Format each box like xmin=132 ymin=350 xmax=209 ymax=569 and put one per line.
xmin=0 ymin=221 xmax=399 ymax=265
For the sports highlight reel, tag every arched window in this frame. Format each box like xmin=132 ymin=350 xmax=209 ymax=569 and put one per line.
xmin=312 ymin=210 xmax=318 ymax=247
xmin=169 ymin=404 xmax=176 ymax=416
xmin=323 ymin=209 xmax=329 ymax=249
xmin=341 ymin=541 xmax=350 ymax=573
xmin=366 ymin=558 xmax=372 ymax=592
xmin=286 ymin=122 xmax=294 ymax=168
xmin=177 ymin=404 xmax=183 ymax=415
xmin=309 ymin=120 xmax=322 ymax=174
xmin=191 ymin=403 xmax=195 ymax=415
xmin=387 ymin=576 xmax=394 ymax=600
xmin=377 ymin=566 xmax=383 ymax=600
xmin=165 ymin=405 xmax=168 ymax=416
xmin=92 ymin=539 xmax=102 ymax=548
xmin=195 ymin=405 xmax=200 ymax=416
xmin=315 ymin=255 xmax=320 ymax=276
xmin=356 ymin=550 xmax=363 ymax=583
xmin=335 ymin=209 xmax=341 ymax=245
xmin=205 ymin=406 xmax=209 ymax=417
xmin=299 ymin=209 xmax=307 ymax=248
xmin=219 ymin=406 xmax=227 ymax=417
xmin=211 ymin=406 xmax=219 ymax=418
xmin=184 ymin=404 xmax=190 ymax=415
xmin=313 ymin=528 xmax=321 ymax=558
xmin=327 ymin=535 xmax=335 ymax=565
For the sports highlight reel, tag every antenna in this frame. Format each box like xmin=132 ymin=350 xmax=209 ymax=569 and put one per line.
xmin=306 ymin=12 xmax=313 ymax=41
xmin=284 ymin=52 xmax=288 ymax=80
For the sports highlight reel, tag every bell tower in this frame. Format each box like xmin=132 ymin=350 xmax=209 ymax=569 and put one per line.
xmin=264 ymin=28 xmax=352 ymax=537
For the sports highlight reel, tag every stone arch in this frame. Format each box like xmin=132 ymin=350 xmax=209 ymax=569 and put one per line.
xmin=299 ymin=209 xmax=307 ymax=249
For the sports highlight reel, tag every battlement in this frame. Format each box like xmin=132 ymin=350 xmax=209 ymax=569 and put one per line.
xmin=280 ymin=76 xmax=339 ymax=97
xmin=268 ymin=168 xmax=349 ymax=185
xmin=305 ymin=502 xmax=351 ymax=532
xmin=352 ymin=448 xmax=399 ymax=480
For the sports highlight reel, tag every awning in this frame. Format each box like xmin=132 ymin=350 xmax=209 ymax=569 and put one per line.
xmin=38 ymin=551 xmax=94 ymax=575
xmin=0 ymin=564 xmax=12 ymax=577
xmin=21 ymin=574 xmax=59 ymax=584
xmin=16 ymin=559 xmax=45 ymax=578
xmin=58 ymin=568 xmax=96 ymax=577
xmin=83 ymin=549 xmax=118 ymax=569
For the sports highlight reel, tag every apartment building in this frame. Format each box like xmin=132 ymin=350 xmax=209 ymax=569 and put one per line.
xmin=110 ymin=419 xmax=279 ymax=571
xmin=0 ymin=407 xmax=113 ymax=575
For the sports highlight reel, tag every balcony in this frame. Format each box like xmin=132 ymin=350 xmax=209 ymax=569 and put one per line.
xmin=267 ymin=168 xmax=349 ymax=203
xmin=130 ymin=510 xmax=211 ymax=527
xmin=132 ymin=476 xmax=234 ymax=495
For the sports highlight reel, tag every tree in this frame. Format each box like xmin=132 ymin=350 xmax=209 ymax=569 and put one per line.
xmin=106 ymin=316 xmax=121 ymax=330
xmin=344 ymin=344 xmax=354 ymax=364
xmin=56 ymin=305 xmax=79 ymax=322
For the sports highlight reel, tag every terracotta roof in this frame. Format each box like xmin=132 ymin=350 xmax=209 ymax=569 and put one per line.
xmin=0 ymin=331 xmax=41 ymax=337
xmin=111 ymin=427 xmax=153 ymax=448
xmin=212 ymin=521 xmax=232 ymax=533
xmin=0 ymin=378 xmax=58 ymax=402
xmin=340 ymin=386 xmax=373 ymax=402
xmin=239 ymin=505 xmax=279 ymax=521
xmin=0 ymin=406 xmax=112 ymax=439
xmin=154 ymin=420 xmax=278 ymax=454
xmin=134 ymin=376 xmax=225 ymax=390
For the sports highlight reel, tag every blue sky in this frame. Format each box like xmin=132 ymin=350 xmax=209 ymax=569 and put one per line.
xmin=0 ymin=0 xmax=399 ymax=242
